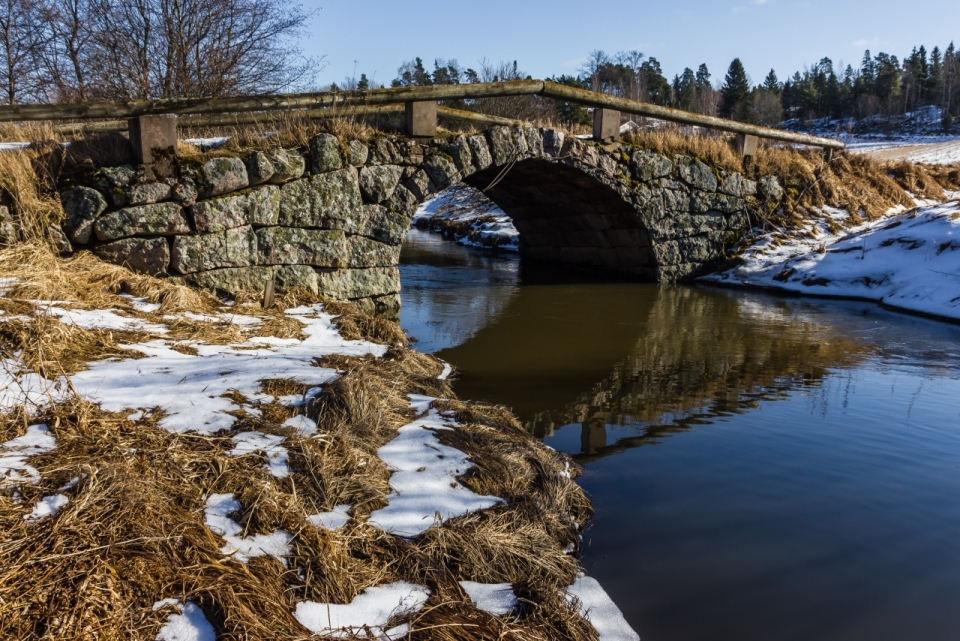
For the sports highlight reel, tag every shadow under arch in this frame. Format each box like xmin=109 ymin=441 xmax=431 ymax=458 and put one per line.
xmin=460 ymin=158 xmax=660 ymax=281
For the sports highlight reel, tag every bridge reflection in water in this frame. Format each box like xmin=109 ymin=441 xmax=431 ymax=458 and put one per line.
xmin=402 ymin=229 xmax=872 ymax=459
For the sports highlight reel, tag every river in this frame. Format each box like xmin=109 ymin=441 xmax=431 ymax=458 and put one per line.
xmin=398 ymin=229 xmax=960 ymax=641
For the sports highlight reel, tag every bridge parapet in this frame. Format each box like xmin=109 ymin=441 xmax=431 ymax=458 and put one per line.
xmin=56 ymin=125 xmax=780 ymax=312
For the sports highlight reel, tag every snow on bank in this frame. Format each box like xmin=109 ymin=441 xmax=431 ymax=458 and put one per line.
xmin=703 ymin=201 xmax=960 ymax=322
xmin=567 ymin=576 xmax=640 ymax=641
xmin=294 ymin=582 xmax=429 ymax=638
xmin=414 ymin=185 xmax=520 ymax=252
xmin=460 ymin=581 xmax=517 ymax=616
xmin=368 ymin=395 xmax=504 ymax=538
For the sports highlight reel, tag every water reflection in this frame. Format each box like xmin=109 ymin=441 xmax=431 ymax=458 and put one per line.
xmin=399 ymin=231 xmax=960 ymax=641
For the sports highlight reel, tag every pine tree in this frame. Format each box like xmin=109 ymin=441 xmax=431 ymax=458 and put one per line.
xmin=720 ymin=58 xmax=750 ymax=119
xmin=695 ymin=64 xmax=711 ymax=91
xmin=763 ymin=69 xmax=780 ymax=94
xmin=357 ymin=74 xmax=369 ymax=91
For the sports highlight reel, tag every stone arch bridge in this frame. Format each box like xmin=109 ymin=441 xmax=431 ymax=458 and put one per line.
xmin=58 ymin=125 xmax=773 ymax=315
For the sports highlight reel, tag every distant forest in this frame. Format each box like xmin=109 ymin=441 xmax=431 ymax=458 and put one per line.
xmin=374 ymin=46 xmax=960 ymax=130
xmin=0 ymin=0 xmax=955 ymax=132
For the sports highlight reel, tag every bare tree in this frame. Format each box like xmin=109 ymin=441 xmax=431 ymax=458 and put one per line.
xmin=0 ymin=0 xmax=46 ymax=104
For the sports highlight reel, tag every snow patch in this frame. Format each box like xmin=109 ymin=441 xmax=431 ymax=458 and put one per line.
xmin=307 ymin=504 xmax=351 ymax=530
xmin=293 ymin=581 xmax=430 ymax=637
xmin=368 ymin=396 xmax=504 ymax=538
xmin=229 ymin=432 xmax=289 ymax=478
xmin=203 ymin=493 xmax=292 ymax=564
xmin=0 ymin=424 xmax=57 ymax=485
xmin=459 ymin=581 xmax=517 ymax=616
xmin=154 ymin=601 xmax=216 ymax=641
xmin=24 ymin=493 xmax=69 ymax=522
xmin=282 ymin=415 xmax=318 ymax=436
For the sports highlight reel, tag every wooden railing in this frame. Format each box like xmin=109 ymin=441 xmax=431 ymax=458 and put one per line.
xmin=0 ymin=79 xmax=844 ymax=151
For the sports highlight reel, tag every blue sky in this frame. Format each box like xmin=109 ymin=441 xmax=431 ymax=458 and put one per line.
xmin=298 ymin=0 xmax=958 ymax=88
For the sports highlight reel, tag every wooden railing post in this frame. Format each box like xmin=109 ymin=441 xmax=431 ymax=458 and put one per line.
xmin=736 ymin=133 xmax=759 ymax=159
xmin=593 ymin=108 xmax=620 ymax=142
xmin=405 ymin=101 xmax=437 ymax=137
xmin=129 ymin=114 xmax=178 ymax=179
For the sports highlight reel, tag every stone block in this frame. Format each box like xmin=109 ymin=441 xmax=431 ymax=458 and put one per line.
xmin=759 ymin=175 xmax=784 ymax=201
xmin=48 ymin=224 xmax=73 ymax=255
xmin=310 ymin=134 xmax=343 ymax=174
xmin=559 ymin=246 xmax=600 ymax=266
xmin=257 ymin=227 xmax=347 ymax=267
xmin=170 ymin=225 xmax=258 ymax=274
xmin=467 ymin=135 xmax=493 ymax=170
xmin=94 ymin=237 xmax=170 ymax=276
xmin=94 ymin=202 xmax=189 ymax=241
xmin=630 ymin=149 xmax=673 ymax=182
xmin=373 ymin=137 xmax=401 ymax=164
xmin=181 ymin=156 xmax=249 ymax=199
xmin=359 ymin=204 xmax=411 ymax=245
xmin=447 ymin=135 xmax=474 ymax=177
xmin=61 ymin=186 xmax=107 ymax=244
xmin=542 ymin=129 xmax=565 ymax=157
xmin=422 ymin=155 xmax=458 ymax=190
xmin=677 ymin=157 xmax=718 ymax=192
xmin=180 ymin=265 xmax=318 ymax=297
xmin=593 ymin=108 xmax=620 ymax=142
xmin=405 ymin=101 xmax=437 ymax=137
xmin=345 ymin=236 xmax=402 ymax=268
xmin=403 ymin=169 xmax=431 ymax=201
xmin=384 ymin=184 xmax=419 ymax=217
xmin=359 ymin=165 xmax=403 ymax=203
xmin=278 ymin=168 xmax=363 ymax=231
xmin=351 ymin=293 xmax=401 ymax=318
xmin=486 ymin=126 xmax=514 ymax=166
xmin=524 ymin=128 xmax=545 ymax=157
xmin=315 ymin=266 xmax=401 ymax=300
xmin=246 ymin=151 xmax=275 ymax=185
xmin=348 ymin=140 xmax=369 ymax=166
xmin=129 ymin=115 xmax=177 ymax=179
xmin=114 ymin=182 xmax=172 ymax=207
xmin=190 ymin=186 xmax=280 ymax=233
xmin=268 ymin=149 xmax=306 ymax=184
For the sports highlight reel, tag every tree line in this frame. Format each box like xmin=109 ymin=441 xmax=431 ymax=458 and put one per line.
xmin=0 ymin=0 xmax=316 ymax=104
xmin=384 ymin=46 xmax=960 ymax=130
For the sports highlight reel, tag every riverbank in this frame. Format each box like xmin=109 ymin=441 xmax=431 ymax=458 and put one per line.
xmin=0 ymin=244 xmax=637 ymax=640
xmin=702 ymin=198 xmax=960 ymax=323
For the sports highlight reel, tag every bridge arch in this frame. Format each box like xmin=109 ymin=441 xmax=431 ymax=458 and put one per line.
xmin=390 ymin=125 xmax=757 ymax=284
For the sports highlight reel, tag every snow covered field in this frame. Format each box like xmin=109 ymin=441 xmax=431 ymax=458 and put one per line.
xmin=702 ymin=200 xmax=960 ymax=322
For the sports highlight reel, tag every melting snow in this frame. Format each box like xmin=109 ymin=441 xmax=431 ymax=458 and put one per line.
xmin=459 ymin=581 xmax=517 ymax=616
xmin=0 ymin=424 xmax=57 ymax=485
xmin=368 ymin=395 xmax=504 ymax=538
xmin=307 ymin=504 xmax=351 ymax=530
xmin=154 ymin=600 xmax=216 ymax=641
xmin=282 ymin=415 xmax=318 ymax=436
xmin=40 ymin=305 xmax=169 ymax=333
xmin=229 ymin=432 xmax=289 ymax=478
xmin=24 ymin=493 xmax=69 ymax=522
xmin=567 ymin=576 xmax=640 ymax=641
xmin=65 ymin=304 xmax=385 ymax=433
xmin=704 ymin=202 xmax=960 ymax=321
xmin=203 ymin=493 xmax=292 ymax=564
xmin=293 ymin=581 xmax=430 ymax=637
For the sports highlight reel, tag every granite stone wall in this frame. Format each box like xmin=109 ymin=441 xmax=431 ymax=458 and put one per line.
xmin=57 ymin=125 xmax=782 ymax=313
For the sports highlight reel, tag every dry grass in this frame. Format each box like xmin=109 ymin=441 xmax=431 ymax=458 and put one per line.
xmin=0 ymin=243 xmax=597 ymax=640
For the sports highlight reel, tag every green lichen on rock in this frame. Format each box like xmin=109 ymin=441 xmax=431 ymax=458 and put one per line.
xmin=170 ymin=225 xmax=258 ymax=274
xmin=190 ymin=186 xmax=280 ymax=233
xmin=257 ymin=227 xmax=347 ymax=267
xmin=60 ymin=186 xmax=108 ymax=244
xmin=310 ymin=134 xmax=343 ymax=174
xmin=358 ymin=165 xmax=403 ymax=204
xmin=278 ymin=168 xmax=363 ymax=231
xmin=315 ymin=266 xmax=400 ymax=300
xmin=94 ymin=202 xmax=189 ymax=241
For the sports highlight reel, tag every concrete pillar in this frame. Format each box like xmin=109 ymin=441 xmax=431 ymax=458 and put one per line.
xmin=736 ymin=133 xmax=759 ymax=158
xmin=580 ymin=420 xmax=607 ymax=455
xmin=129 ymin=114 xmax=178 ymax=179
xmin=405 ymin=101 xmax=437 ymax=137
xmin=593 ymin=108 xmax=620 ymax=142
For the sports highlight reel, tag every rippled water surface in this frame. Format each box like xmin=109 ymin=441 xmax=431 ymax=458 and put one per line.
xmin=399 ymin=229 xmax=960 ymax=641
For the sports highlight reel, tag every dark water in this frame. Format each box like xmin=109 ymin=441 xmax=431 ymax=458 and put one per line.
xmin=399 ymin=230 xmax=960 ymax=641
